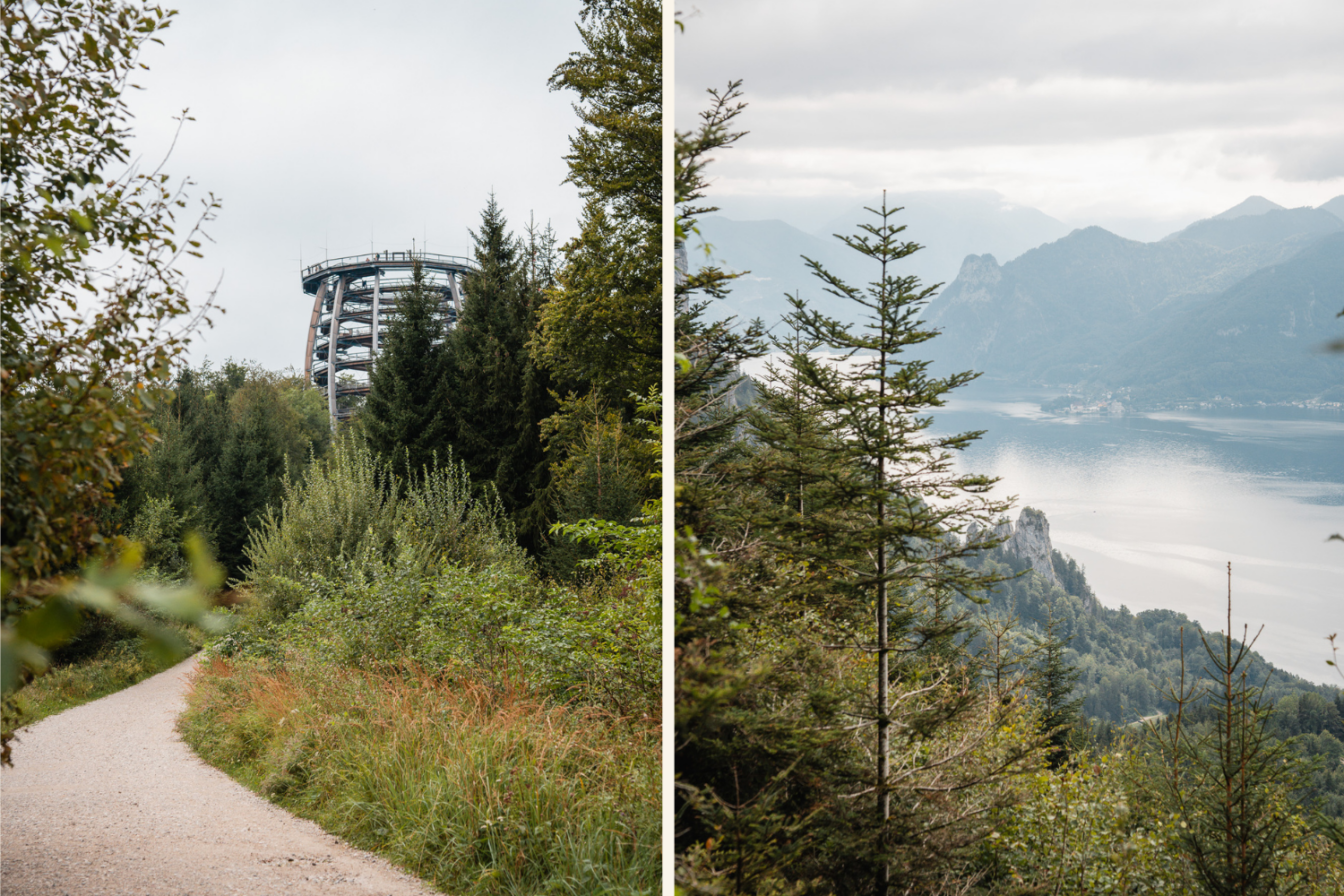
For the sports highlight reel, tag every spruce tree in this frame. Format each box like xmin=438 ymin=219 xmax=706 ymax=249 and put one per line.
xmin=674 ymin=80 xmax=765 ymax=545
xmin=748 ymin=195 xmax=1021 ymax=894
xmin=447 ymin=198 xmax=558 ymax=555
xmin=362 ymin=260 xmax=452 ymax=477
xmin=1029 ymin=609 xmax=1084 ymax=769
xmin=207 ymin=396 xmax=287 ymax=574
xmin=535 ymin=0 xmax=661 ymax=406
xmin=1160 ymin=565 xmax=1311 ymax=896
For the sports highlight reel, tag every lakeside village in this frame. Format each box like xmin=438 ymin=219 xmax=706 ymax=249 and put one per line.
xmin=1040 ymin=391 xmax=1342 ymax=415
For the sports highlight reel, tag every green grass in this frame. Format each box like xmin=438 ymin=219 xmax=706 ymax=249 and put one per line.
xmin=179 ymin=651 xmax=660 ymax=896
xmin=3 ymin=639 xmax=193 ymax=738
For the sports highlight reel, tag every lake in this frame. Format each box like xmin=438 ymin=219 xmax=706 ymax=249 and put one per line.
xmin=927 ymin=387 xmax=1344 ymax=684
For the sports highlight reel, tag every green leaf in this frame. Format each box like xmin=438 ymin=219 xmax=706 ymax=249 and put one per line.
xmin=13 ymin=596 xmax=83 ymax=649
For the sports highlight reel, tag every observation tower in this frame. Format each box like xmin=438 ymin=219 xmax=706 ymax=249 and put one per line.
xmin=301 ymin=250 xmax=477 ymax=423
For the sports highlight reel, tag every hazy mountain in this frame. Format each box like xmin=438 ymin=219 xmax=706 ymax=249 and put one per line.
xmin=921 ymin=199 xmax=1344 ymax=402
xmin=687 ymin=190 xmax=1071 ymax=328
xmin=813 ymin=190 xmax=1071 ymax=285
xmin=693 ymin=192 xmax=1343 ymax=404
xmin=1210 ymin=195 xmax=1285 ymax=220
xmin=1104 ymin=231 xmax=1344 ymax=404
xmin=1161 ymin=206 xmax=1342 ymax=250
xmin=688 ymin=216 xmax=868 ymax=329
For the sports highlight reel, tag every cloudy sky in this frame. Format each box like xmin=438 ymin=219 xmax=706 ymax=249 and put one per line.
xmin=675 ymin=0 xmax=1344 ymax=238
xmin=125 ymin=0 xmax=586 ymax=371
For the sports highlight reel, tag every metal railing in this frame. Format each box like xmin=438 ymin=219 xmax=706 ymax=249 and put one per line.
xmin=302 ymin=250 xmax=477 ymax=281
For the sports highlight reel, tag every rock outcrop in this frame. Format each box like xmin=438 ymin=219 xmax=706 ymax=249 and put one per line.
xmin=1003 ymin=507 xmax=1060 ymax=587
xmin=968 ymin=507 xmax=1060 ymax=587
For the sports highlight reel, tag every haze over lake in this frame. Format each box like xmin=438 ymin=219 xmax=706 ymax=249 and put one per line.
xmin=927 ymin=387 xmax=1343 ymax=684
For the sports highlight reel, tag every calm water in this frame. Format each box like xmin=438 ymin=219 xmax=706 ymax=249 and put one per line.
xmin=928 ymin=389 xmax=1344 ymax=684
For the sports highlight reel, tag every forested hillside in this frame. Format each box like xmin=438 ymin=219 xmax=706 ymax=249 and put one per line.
xmin=962 ymin=508 xmax=1344 ymax=819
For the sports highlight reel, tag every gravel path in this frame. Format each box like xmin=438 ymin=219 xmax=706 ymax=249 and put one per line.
xmin=1 ymin=655 xmax=440 ymax=896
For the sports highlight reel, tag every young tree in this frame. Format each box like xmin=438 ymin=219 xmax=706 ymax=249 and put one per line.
xmin=748 ymin=195 xmax=1024 ymax=894
xmin=1157 ymin=565 xmax=1311 ymax=896
xmin=447 ymin=198 xmax=558 ymax=555
xmin=1028 ymin=608 xmax=1083 ymax=769
xmin=362 ymin=260 xmax=452 ymax=477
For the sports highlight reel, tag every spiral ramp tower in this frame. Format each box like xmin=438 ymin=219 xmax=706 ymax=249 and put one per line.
xmin=302 ymin=251 xmax=477 ymax=423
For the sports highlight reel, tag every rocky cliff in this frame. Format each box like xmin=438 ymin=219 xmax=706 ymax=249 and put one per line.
xmin=968 ymin=507 xmax=1060 ymax=587
xmin=1002 ymin=507 xmax=1060 ymax=587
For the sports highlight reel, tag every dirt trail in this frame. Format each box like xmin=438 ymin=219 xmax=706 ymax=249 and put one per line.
xmin=1 ymin=655 xmax=439 ymax=896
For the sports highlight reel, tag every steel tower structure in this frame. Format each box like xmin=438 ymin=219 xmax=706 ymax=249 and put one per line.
xmin=301 ymin=251 xmax=477 ymax=423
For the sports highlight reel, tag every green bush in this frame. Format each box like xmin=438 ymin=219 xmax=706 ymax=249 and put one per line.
xmin=125 ymin=496 xmax=190 ymax=579
xmin=243 ymin=437 xmax=526 ymax=622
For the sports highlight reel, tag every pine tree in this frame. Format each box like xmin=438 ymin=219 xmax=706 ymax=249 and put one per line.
xmin=362 ymin=260 xmax=452 ymax=478
xmin=447 ymin=198 xmax=558 ymax=555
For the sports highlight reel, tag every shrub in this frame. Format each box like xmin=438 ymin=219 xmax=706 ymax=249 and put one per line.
xmin=243 ymin=437 xmax=526 ymax=622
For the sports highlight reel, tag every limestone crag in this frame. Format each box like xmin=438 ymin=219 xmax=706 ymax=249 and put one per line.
xmin=968 ymin=508 xmax=1060 ymax=587
xmin=1005 ymin=507 xmax=1060 ymax=587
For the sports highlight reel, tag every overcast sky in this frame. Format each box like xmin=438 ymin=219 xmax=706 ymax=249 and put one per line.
xmin=124 ymin=0 xmax=586 ymax=371
xmin=675 ymin=0 xmax=1344 ymax=238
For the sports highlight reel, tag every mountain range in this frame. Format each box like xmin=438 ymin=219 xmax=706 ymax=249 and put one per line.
xmin=692 ymin=193 xmax=1344 ymax=405
xmin=923 ymin=200 xmax=1344 ymax=403
xmin=690 ymin=189 xmax=1072 ymax=330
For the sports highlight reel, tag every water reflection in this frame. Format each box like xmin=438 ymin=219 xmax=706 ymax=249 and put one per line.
xmin=930 ymin=394 xmax=1344 ymax=684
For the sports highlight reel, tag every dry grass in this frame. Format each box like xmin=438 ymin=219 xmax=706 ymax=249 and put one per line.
xmin=180 ymin=652 xmax=659 ymax=895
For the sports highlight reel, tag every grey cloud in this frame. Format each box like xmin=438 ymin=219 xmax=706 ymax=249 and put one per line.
xmin=1228 ymin=133 xmax=1344 ymax=183
xmin=677 ymin=0 xmax=1344 ymax=106
xmin=118 ymin=0 xmax=584 ymax=370
xmin=734 ymin=79 xmax=1340 ymax=151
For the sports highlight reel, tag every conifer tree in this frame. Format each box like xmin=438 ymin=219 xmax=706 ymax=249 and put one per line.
xmin=749 ymin=195 xmax=1022 ymax=894
xmin=535 ymin=0 xmax=661 ymax=406
xmin=362 ymin=260 xmax=452 ymax=477
xmin=674 ymin=80 xmax=765 ymax=545
xmin=1029 ymin=609 xmax=1083 ymax=769
xmin=447 ymin=198 xmax=558 ymax=555
xmin=1159 ymin=565 xmax=1311 ymax=896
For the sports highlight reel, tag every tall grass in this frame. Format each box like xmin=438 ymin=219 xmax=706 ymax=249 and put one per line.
xmin=234 ymin=560 xmax=659 ymax=721
xmin=192 ymin=435 xmax=660 ymax=893
xmin=180 ymin=653 xmax=659 ymax=895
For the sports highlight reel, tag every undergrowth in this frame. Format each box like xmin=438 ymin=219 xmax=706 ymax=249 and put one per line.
xmin=180 ymin=653 xmax=660 ymax=895
xmin=182 ymin=438 xmax=661 ymax=893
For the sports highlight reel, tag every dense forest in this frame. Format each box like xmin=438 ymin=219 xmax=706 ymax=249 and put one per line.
xmin=674 ymin=80 xmax=1344 ymax=895
xmin=2 ymin=1 xmax=660 ymax=893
